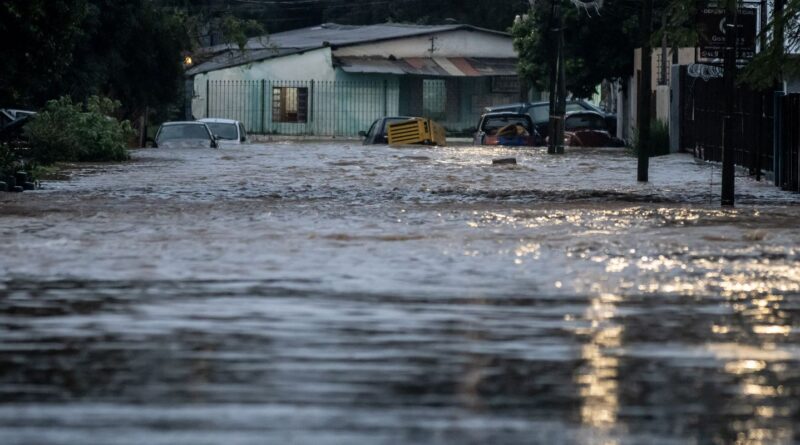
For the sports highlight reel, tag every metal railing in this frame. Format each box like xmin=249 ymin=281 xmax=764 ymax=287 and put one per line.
xmin=678 ymin=66 xmax=775 ymax=180
xmin=201 ymin=78 xmax=515 ymax=137
xmin=778 ymin=93 xmax=800 ymax=192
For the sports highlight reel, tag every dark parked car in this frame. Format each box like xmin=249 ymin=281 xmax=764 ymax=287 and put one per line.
xmin=154 ymin=121 xmax=218 ymax=149
xmin=485 ymin=100 xmax=616 ymax=139
xmin=551 ymin=111 xmax=624 ymax=147
xmin=473 ymin=112 xmax=539 ymax=146
xmin=359 ymin=116 xmax=415 ymax=145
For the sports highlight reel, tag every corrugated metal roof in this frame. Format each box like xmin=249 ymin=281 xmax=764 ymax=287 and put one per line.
xmin=336 ymin=57 xmax=518 ymax=77
xmin=188 ymin=23 xmax=513 ymax=76
xmin=205 ymin=23 xmax=509 ymax=54
xmin=186 ymin=47 xmax=303 ymax=76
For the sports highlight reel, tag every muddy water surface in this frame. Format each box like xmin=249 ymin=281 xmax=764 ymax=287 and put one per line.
xmin=1 ymin=143 xmax=799 ymax=444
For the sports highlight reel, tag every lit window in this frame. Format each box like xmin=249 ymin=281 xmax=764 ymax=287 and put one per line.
xmin=272 ymin=87 xmax=308 ymax=123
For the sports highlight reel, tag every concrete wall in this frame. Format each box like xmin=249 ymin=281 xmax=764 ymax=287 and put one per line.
xmin=192 ymin=48 xmax=335 ymax=119
xmin=624 ymin=47 xmax=696 ymax=144
xmin=332 ymin=29 xmax=515 ymax=58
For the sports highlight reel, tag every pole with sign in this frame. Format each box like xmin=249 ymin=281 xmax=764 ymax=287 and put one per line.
xmin=697 ymin=1 xmax=758 ymax=206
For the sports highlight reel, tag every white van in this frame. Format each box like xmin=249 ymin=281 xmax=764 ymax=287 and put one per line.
xmin=199 ymin=118 xmax=249 ymax=146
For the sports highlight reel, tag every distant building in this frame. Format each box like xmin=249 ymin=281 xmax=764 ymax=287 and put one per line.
xmin=185 ymin=23 xmax=524 ymax=136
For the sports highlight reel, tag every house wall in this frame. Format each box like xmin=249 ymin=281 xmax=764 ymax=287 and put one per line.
xmin=191 ymin=48 xmax=335 ymax=119
xmin=190 ymin=29 xmax=520 ymax=135
xmin=624 ymin=47 xmax=695 ymax=142
xmin=332 ymin=29 xmax=515 ymax=58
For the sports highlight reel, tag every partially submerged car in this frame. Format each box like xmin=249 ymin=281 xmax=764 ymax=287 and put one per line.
xmin=154 ymin=121 xmax=218 ymax=149
xmin=485 ymin=100 xmax=616 ymax=138
xmin=360 ymin=116 xmax=415 ymax=144
xmin=199 ymin=118 xmax=248 ymax=146
xmin=473 ymin=112 xmax=539 ymax=146
xmin=560 ymin=111 xmax=624 ymax=147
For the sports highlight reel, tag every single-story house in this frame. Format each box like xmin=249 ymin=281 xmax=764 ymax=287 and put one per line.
xmin=186 ymin=23 xmax=525 ymax=136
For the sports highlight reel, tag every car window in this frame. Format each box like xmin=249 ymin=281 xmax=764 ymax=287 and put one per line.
xmin=364 ymin=119 xmax=379 ymax=139
xmin=565 ymin=114 xmax=606 ymax=131
xmin=481 ymin=116 xmax=532 ymax=135
xmin=157 ymin=124 xmax=211 ymax=142
xmin=566 ymin=103 xmax=587 ymax=112
xmin=205 ymin=122 xmax=238 ymax=140
xmin=527 ymin=105 xmax=550 ymax=123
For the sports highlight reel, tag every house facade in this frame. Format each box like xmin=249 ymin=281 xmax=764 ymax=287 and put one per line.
xmin=186 ymin=23 xmax=524 ymax=136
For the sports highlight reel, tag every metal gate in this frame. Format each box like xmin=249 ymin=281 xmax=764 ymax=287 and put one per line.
xmin=779 ymin=94 xmax=800 ymax=192
xmin=678 ymin=66 xmax=774 ymax=179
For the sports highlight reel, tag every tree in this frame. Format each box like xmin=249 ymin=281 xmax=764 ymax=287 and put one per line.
xmin=0 ymin=0 xmax=89 ymax=106
xmin=740 ymin=0 xmax=800 ymax=88
xmin=661 ymin=0 xmax=800 ymax=89
xmin=62 ymin=0 xmax=190 ymax=118
xmin=511 ymin=0 xmax=642 ymax=98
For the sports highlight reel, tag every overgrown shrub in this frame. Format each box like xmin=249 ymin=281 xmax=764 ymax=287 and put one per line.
xmin=630 ymin=120 xmax=671 ymax=157
xmin=0 ymin=143 xmax=20 ymax=179
xmin=24 ymin=96 xmax=133 ymax=165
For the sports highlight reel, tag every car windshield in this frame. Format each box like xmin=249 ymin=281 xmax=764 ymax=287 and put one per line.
xmin=565 ymin=114 xmax=606 ymax=131
xmin=204 ymin=122 xmax=238 ymax=140
xmin=482 ymin=116 xmax=532 ymax=135
xmin=528 ymin=105 xmax=549 ymax=123
xmin=157 ymin=124 xmax=210 ymax=142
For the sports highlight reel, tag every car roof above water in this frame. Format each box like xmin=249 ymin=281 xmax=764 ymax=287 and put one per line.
xmin=199 ymin=118 xmax=240 ymax=124
xmin=162 ymin=121 xmax=209 ymax=126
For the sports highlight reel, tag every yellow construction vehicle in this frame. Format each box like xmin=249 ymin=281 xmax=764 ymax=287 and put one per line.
xmin=387 ymin=118 xmax=446 ymax=146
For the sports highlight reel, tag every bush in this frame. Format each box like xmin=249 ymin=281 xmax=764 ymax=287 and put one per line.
xmin=24 ymin=96 xmax=133 ymax=165
xmin=630 ymin=120 xmax=671 ymax=157
xmin=0 ymin=143 xmax=20 ymax=179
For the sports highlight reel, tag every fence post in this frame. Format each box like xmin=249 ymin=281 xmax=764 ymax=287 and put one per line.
xmin=205 ymin=79 xmax=210 ymax=118
xmin=383 ymin=79 xmax=388 ymax=116
xmin=310 ymin=80 xmax=315 ymax=135
xmin=260 ymin=80 xmax=266 ymax=134
xmin=774 ymin=91 xmax=785 ymax=187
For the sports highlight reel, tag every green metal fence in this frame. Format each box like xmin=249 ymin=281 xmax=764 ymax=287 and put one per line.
xmin=204 ymin=77 xmax=516 ymax=137
xmin=206 ymin=79 xmax=401 ymax=137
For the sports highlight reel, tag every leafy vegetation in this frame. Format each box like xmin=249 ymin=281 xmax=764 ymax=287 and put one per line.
xmin=511 ymin=0 xmax=642 ymax=99
xmin=630 ymin=119 xmax=671 ymax=157
xmin=155 ymin=0 xmax=529 ymax=34
xmin=24 ymin=96 xmax=133 ymax=165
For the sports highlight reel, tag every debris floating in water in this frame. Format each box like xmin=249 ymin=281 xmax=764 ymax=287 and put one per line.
xmin=492 ymin=157 xmax=517 ymax=165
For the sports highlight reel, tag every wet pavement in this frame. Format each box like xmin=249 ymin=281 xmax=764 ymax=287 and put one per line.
xmin=1 ymin=142 xmax=799 ymax=444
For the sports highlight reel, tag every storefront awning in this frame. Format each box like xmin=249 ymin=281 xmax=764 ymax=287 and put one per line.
xmin=335 ymin=57 xmax=518 ymax=77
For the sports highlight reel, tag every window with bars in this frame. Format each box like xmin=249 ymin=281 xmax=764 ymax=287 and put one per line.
xmin=272 ymin=87 xmax=308 ymax=123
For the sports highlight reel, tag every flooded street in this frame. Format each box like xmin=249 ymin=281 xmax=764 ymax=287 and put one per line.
xmin=1 ymin=142 xmax=799 ymax=444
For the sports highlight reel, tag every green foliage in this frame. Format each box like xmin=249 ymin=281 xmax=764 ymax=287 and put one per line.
xmin=630 ymin=119 xmax=670 ymax=157
xmin=0 ymin=144 xmax=21 ymax=179
xmin=24 ymin=96 xmax=133 ymax=165
xmin=650 ymin=119 xmax=671 ymax=156
xmin=155 ymin=0 xmax=527 ymax=34
xmin=222 ymin=14 xmax=265 ymax=50
xmin=2 ymin=0 xmax=189 ymax=119
xmin=65 ymin=0 xmax=189 ymax=118
xmin=511 ymin=1 xmax=641 ymax=98
xmin=0 ymin=0 xmax=89 ymax=106
xmin=740 ymin=0 xmax=800 ymax=89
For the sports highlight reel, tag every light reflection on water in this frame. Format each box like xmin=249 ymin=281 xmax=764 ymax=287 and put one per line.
xmin=0 ymin=143 xmax=799 ymax=444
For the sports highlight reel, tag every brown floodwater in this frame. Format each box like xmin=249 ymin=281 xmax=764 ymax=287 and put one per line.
xmin=0 ymin=143 xmax=799 ymax=444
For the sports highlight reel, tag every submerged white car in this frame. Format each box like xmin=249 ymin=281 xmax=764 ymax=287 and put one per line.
xmin=199 ymin=118 xmax=249 ymax=145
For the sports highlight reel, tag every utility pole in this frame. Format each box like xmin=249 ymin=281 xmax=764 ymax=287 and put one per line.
xmin=547 ymin=0 xmax=560 ymax=154
xmin=637 ymin=0 xmax=653 ymax=182
xmin=555 ymin=6 xmax=566 ymax=154
xmin=721 ymin=1 xmax=738 ymax=206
